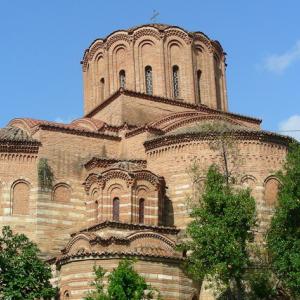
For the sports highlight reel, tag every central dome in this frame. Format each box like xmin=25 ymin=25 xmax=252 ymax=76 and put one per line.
xmin=82 ymin=24 xmax=227 ymax=116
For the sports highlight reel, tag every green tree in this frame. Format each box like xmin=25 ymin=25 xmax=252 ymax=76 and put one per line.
xmin=85 ymin=259 xmax=160 ymax=300
xmin=183 ymin=165 xmax=256 ymax=299
xmin=267 ymin=142 xmax=300 ymax=298
xmin=85 ymin=266 xmax=109 ymax=300
xmin=0 ymin=226 xmax=56 ymax=300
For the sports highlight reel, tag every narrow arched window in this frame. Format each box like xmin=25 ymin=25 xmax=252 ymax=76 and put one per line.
xmin=119 ymin=70 xmax=126 ymax=88
xmin=215 ymin=75 xmax=221 ymax=109
xmin=145 ymin=66 xmax=153 ymax=95
xmin=172 ymin=65 xmax=180 ymax=99
xmin=197 ymin=70 xmax=202 ymax=103
xmin=12 ymin=181 xmax=30 ymax=215
xmin=112 ymin=197 xmax=120 ymax=221
xmin=138 ymin=198 xmax=145 ymax=224
xmin=214 ymin=56 xmax=222 ymax=109
xmin=100 ymin=78 xmax=105 ymax=101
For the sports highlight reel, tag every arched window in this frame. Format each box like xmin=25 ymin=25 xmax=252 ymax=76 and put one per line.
xmin=138 ymin=198 xmax=145 ymax=224
xmin=119 ymin=70 xmax=126 ymax=88
xmin=112 ymin=197 xmax=120 ymax=221
xmin=172 ymin=65 xmax=180 ymax=99
xmin=264 ymin=178 xmax=280 ymax=206
xmin=12 ymin=181 xmax=30 ymax=215
xmin=197 ymin=70 xmax=202 ymax=103
xmin=145 ymin=66 xmax=153 ymax=95
xmin=92 ymin=189 xmax=99 ymax=222
xmin=53 ymin=184 xmax=71 ymax=203
xmin=215 ymin=75 xmax=221 ymax=109
xmin=100 ymin=78 xmax=105 ymax=101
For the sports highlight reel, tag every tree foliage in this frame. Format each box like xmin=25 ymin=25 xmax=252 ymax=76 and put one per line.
xmin=0 ymin=226 xmax=56 ymax=300
xmin=183 ymin=165 xmax=256 ymax=298
xmin=267 ymin=142 xmax=300 ymax=297
xmin=38 ymin=158 xmax=54 ymax=190
xmin=85 ymin=259 xmax=160 ymax=300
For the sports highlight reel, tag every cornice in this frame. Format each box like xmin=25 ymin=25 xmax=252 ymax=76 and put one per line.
xmin=71 ymin=220 xmax=180 ymax=237
xmin=38 ymin=124 xmax=121 ymax=141
xmin=0 ymin=141 xmax=40 ymax=153
xmin=56 ymin=251 xmax=184 ymax=267
xmin=81 ymin=24 xmax=224 ymax=71
xmin=144 ymin=131 xmax=293 ymax=151
xmin=84 ymin=157 xmax=147 ymax=171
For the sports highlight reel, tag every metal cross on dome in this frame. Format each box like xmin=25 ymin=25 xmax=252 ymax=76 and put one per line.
xmin=150 ymin=9 xmax=160 ymax=23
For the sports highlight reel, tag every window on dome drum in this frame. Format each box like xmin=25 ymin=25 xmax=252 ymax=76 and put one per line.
xmin=112 ymin=197 xmax=120 ymax=221
xmin=172 ymin=65 xmax=180 ymax=99
xmin=197 ymin=70 xmax=202 ymax=103
xmin=145 ymin=66 xmax=153 ymax=95
xmin=119 ymin=70 xmax=126 ymax=88
xmin=138 ymin=198 xmax=145 ymax=223
xmin=100 ymin=78 xmax=105 ymax=101
xmin=215 ymin=75 xmax=222 ymax=109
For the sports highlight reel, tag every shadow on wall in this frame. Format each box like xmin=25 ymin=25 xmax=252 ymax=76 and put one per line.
xmin=164 ymin=196 xmax=174 ymax=227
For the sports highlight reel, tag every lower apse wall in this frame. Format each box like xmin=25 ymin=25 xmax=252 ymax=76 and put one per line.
xmin=57 ymin=258 xmax=199 ymax=300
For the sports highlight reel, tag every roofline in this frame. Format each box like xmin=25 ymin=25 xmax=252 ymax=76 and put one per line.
xmin=81 ymin=23 xmax=223 ymax=62
xmin=144 ymin=130 xmax=293 ymax=151
xmin=84 ymin=88 xmax=262 ymax=125
xmin=71 ymin=220 xmax=180 ymax=237
xmin=38 ymin=124 xmax=121 ymax=141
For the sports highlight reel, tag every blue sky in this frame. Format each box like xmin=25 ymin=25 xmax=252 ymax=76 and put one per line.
xmin=0 ymin=1 xmax=299 ymax=139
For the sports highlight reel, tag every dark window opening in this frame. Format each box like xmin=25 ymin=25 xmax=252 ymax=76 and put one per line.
xmin=172 ymin=65 xmax=180 ymax=99
xmin=197 ymin=70 xmax=202 ymax=103
xmin=100 ymin=78 xmax=105 ymax=101
xmin=112 ymin=197 xmax=120 ymax=221
xmin=145 ymin=66 xmax=153 ymax=95
xmin=138 ymin=198 xmax=145 ymax=223
xmin=119 ymin=70 xmax=126 ymax=88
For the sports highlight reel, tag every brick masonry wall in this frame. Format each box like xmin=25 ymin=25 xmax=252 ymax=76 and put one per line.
xmin=83 ymin=25 xmax=227 ymax=115
xmin=58 ymin=259 xmax=198 ymax=300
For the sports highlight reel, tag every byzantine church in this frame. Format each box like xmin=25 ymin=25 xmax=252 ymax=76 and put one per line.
xmin=0 ymin=24 xmax=289 ymax=299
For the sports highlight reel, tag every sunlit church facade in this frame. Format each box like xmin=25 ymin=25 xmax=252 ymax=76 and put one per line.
xmin=0 ymin=24 xmax=289 ymax=299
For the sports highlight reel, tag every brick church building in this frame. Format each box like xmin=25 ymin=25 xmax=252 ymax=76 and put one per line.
xmin=0 ymin=24 xmax=290 ymax=299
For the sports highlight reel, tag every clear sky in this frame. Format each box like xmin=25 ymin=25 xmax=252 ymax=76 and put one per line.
xmin=0 ymin=0 xmax=299 ymax=139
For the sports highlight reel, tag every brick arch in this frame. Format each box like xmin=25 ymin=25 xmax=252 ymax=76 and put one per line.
xmin=89 ymin=40 xmax=104 ymax=59
xmin=106 ymin=32 xmax=131 ymax=50
xmin=149 ymin=112 xmax=247 ymax=133
xmin=165 ymin=28 xmax=191 ymax=44
xmin=52 ymin=183 xmax=71 ymax=203
xmin=241 ymin=175 xmax=257 ymax=187
xmin=93 ymin=50 xmax=104 ymax=62
xmin=84 ymin=173 xmax=101 ymax=194
xmin=133 ymin=27 xmax=161 ymax=42
xmin=111 ymin=42 xmax=131 ymax=90
xmin=264 ymin=176 xmax=280 ymax=206
xmin=127 ymin=231 xmax=176 ymax=250
xmin=166 ymin=38 xmax=185 ymax=49
xmin=102 ymin=169 xmax=134 ymax=188
xmin=11 ymin=179 xmax=30 ymax=215
xmin=64 ymin=232 xmax=94 ymax=253
xmin=106 ymin=183 xmax=124 ymax=197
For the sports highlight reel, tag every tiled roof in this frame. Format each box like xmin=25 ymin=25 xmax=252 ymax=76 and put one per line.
xmin=55 ymin=250 xmax=184 ymax=267
xmin=72 ymin=220 xmax=179 ymax=237
xmin=0 ymin=127 xmax=38 ymax=143
xmin=8 ymin=118 xmax=120 ymax=141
